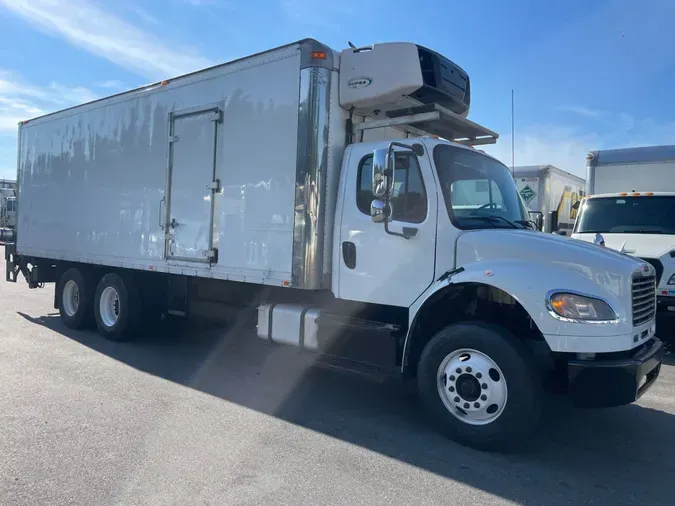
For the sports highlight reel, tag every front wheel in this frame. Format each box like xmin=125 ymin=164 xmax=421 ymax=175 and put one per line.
xmin=417 ymin=323 xmax=542 ymax=451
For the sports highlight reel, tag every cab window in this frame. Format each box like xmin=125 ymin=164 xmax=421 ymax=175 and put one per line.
xmin=356 ymin=153 xmax=427 ymax=223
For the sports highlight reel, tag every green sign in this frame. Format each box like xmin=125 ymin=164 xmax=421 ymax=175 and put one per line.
xmin=520 ymin=184 xmax=536 ymax=204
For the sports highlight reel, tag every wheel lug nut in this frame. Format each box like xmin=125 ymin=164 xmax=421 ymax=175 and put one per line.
xmin=476 ymin=372 xmax=482 ymax=379
xmin=474 ymin=402 xmax=480 ymax=408
xmin=449 ymin=386 xmax=455 ymax=392
xmin=449 ymin=375 xmax=455 ymax=381
xmin=454 ymin=397 xmax=460 ymax=403
xmin=456 ymin=368 xmax=462 ymax=374
xmin=481 ymin=395 xmax=487 ymax=401
xmin=482 ymin=383 xmax=488 ymax=389
xmin=466 ymin=367 xmax=472 ymax=373
xmin=463 ymin=403 xmax=470 ymax=409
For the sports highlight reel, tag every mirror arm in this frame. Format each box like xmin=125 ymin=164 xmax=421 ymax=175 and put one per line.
xmin=381 ymin=169 xmax=417 ymax=240
xmin=383 ymin=219 xmax=418 ymax=239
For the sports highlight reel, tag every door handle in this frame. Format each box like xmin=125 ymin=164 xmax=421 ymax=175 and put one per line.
xmin=342 ymin=241 xmax=356 ymax=269
xmin=159 ymin=197 xmax=165 ymax=229
xmin=170 ymin=218 xmax=179 ymax=229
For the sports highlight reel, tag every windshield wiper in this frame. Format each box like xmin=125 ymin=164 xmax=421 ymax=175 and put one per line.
xmin=467 ymin=216 xmax=519 ymax=229
xmin=515 ymin=219 xmax=537 ymax=230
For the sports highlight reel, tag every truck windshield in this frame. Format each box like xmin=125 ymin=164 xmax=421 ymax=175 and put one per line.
xmin=575 ymin=196 xmax=675 ymax=234
xmin=433 ymin=144 xmax=529 ymax=229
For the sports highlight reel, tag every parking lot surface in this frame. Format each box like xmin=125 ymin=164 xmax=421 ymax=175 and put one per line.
xmin=1 ymin=262 xmax=674 ymax=505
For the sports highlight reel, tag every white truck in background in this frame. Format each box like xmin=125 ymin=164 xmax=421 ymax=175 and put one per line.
xmin=572 ymin=145 xmax=675 ymax=334
xmin=513 ymin=165 xmax=585 ymax=234
xmin=0 ymin=190 xmax=16 ymax=230
xmin=6 ymin=39 xmax=663 ymax=451
xmin=0 ymin=179 xmax=17 ymax=233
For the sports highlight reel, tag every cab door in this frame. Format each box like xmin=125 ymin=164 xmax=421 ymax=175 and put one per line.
xmin=337 ymin=141 xmax=437 ymax=307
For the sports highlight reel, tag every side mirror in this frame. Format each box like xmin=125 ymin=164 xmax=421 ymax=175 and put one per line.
xmin=370 ymin=199 xmax=391 ymax=223
xmin=372 ymin=149 xmax=394 ymax=198
xmin=593 ymin=232 xmax=605 ymax=247
xmin=528 ymin=211 xmax=543 ymax=231
xmin=571 ymin=200 xmax=581 ymax=210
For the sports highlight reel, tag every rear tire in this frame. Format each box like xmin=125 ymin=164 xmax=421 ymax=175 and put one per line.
xmin=57 ymin=267 xmax=94 ymax=330
xmin=94 ymin=272 xmax=140 ymax=341
xmin=417 ymin=322 xmax=543 ymax=451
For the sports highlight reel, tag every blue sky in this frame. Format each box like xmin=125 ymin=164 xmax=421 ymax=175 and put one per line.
xmin=0 ymin=0 xmax=673 ymax=179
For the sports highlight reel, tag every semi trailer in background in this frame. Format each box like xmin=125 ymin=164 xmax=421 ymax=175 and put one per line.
xmin=572 ymin=145 xmax=675 ymax=333
xmin=5 ymin=39 xmax=662 ymax=450
xmin=513 ymin=165 xmax=585 ymax=234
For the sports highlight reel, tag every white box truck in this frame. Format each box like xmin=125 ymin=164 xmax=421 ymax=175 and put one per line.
xmin=6 ymin=39 xmax=663 ymax=451
xmin=514 ymin=165 xmax=585 ymax=234
xmin=572 ymin=145 xmax=675 ymax=333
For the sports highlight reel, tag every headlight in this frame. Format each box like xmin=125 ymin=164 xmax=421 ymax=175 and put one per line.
xmin=668 ymin=274 xmax=675 ymax=285
xmin=547 ymin=292 xmax=617 ymax=321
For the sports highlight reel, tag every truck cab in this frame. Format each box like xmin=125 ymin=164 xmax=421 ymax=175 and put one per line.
xmin=572 ymin=191 xmax=675 ymax=332
xmin=329 ymin=121 xmax=662 ymax=450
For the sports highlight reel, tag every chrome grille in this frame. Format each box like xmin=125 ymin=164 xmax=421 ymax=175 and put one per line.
xmin=632 ymin=272 xmax=656 ymax=326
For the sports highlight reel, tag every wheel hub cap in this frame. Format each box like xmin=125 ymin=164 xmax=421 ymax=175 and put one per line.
xmin=62 ymin=280 xmax=80 ymax=317
xmin=437 ymin=348 xmax=508 ymax=426
xmin=456 ymin=373 xmax=481 ymax=402
xmin=99 ymin=286 xmax=120 ymax=328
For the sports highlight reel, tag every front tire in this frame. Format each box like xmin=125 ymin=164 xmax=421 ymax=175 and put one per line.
xmin=58 ymin=267 xmax=94 ymax=330
xmin=417 ymin=323 xmax=542 ymax=451
xmin=94 ymin=272 xmax=140 ymax=341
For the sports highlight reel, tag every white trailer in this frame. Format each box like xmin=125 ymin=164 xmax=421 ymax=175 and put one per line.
xmin=572 ymin=145 xmax=675 ymax=333
xmin=513 ymin=165 xmax=585 ymax=234
xmin=6 ymin=39 xmax=663 ymax=451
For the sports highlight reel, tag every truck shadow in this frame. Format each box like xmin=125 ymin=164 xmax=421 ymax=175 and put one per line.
xmin=17 ymin=312 xmax=675 ymax=505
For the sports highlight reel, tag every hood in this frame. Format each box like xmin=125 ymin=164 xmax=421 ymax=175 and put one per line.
xmin=572 ymin=232 xmax=675 ymax=260
xmin=455 ymin=230 xmax=649 ymax=293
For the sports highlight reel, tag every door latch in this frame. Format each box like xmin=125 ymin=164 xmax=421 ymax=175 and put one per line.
xmin=207 ymin=179 xmax=220 ymax=191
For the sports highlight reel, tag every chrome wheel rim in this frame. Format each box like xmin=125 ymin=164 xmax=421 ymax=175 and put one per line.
xmin=99 ymin=286 xmax=120 ymax=328
xmin=62 ymin=280 xmax=80 ymax=317
xmin=437 ymin=348 xmax=508 ymax=426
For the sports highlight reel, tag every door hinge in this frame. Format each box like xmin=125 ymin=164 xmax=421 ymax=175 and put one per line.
xmin=207 ymin=109 xmax=222 ymax=122
xmin=168 ymin=135 xmax=179 ymax=143
xmin=207 ymin=179 xmax=221 ymax=191
xmin=204 ymin=248 xmax=218 ymax=262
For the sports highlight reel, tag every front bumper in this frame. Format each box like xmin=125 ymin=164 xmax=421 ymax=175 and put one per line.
xmin=656 ymin=296 xmax=675 ymax=337
xmin=657 ymin=295 xmax=675 ymax=316
xmin=568 ymin=337 xmax=663 ymax=408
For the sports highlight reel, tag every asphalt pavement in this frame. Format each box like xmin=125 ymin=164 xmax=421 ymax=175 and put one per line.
xmin=1 ymin=261 xmax=675 ymax=505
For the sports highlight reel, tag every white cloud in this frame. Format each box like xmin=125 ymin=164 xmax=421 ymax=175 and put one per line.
xmin=483 ymin=117 xmax=675 ymax=178
xmin=0 ymin=70 xmax=99 ymax=115
xmin=96 ymin=80 xmax=125 ymax=90
xmin=0 ymin=71 xmax=102 ymax=177
xmin=557 ymin=106 xmax=603 ymax=119
xmin=131 ymin=6 xmax=160 ymax=25
xmin=483 ymin=126 xmax=599 ymax=177
xmin=0 ymin=0 xmax=215 ymax=79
